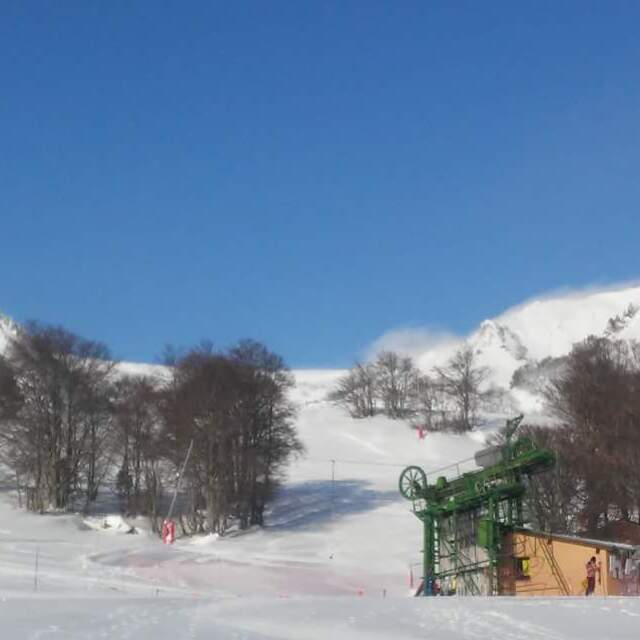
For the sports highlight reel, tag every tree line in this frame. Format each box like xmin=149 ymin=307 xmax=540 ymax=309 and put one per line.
xmin=329 ymin=346 xmax=491 ymax=432
xmin=0 ymin=322 xmax=303 ymax=535
xmin=521 ymin=335 xmax=640 ymax=535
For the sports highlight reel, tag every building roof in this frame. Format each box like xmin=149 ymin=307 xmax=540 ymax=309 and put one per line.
xmin=514 ymin=527 xmax=639 ymax=553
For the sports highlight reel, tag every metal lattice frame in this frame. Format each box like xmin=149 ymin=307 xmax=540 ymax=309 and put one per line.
xmin=399 ymin=416 xmax=555 ymax=596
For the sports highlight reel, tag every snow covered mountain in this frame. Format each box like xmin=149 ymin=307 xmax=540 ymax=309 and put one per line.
xmin=4 ymin=283 xmax=640 ymax=379
xmin=494 ymin=286 xmax=640 ymax=360
xmin=405 ymin=284 xmax=640 ymax=410
xmin=4 ymin=284 xmax=640 ymax=414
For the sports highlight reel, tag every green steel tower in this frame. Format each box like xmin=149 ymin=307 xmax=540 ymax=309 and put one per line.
xmin=399 ymin=415 xmax=555 ymax=596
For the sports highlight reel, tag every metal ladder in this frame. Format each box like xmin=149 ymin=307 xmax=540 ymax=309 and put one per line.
xmin=540 ymin=539 xmax=571 ymax=595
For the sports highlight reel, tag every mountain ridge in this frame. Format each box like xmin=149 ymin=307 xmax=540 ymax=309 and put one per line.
xmin=3 ymin=283 xmax=640 ymax=405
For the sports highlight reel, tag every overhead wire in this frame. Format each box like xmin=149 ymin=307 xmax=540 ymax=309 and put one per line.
xmin=303 ymin=455 xmax=477 ymax=477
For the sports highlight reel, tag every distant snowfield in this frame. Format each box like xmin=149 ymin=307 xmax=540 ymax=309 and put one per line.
xmin=3 ymin=284 xmax=640 ymax=637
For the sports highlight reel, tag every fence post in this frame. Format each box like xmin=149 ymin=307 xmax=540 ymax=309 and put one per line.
xmin=34 ymin=547 xmax=39 ymax=592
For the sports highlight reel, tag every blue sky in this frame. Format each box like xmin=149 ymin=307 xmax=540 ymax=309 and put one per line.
xmin=2 ymin=1 xmax=640 ymax=367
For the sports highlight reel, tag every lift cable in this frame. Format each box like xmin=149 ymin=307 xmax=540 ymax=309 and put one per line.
xmin=304 ymin=455 xmax=477 ymax=477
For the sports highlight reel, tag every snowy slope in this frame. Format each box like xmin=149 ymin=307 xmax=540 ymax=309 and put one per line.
xmin=0 ymin=372 xmax=638 ymax=638
xmin=2 ymin=286 xmax=640 ymax=637
xmin=160 ymin=372 xmax=485 ymax=599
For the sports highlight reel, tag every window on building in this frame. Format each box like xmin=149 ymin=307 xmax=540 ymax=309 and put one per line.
xmin=514 ymin=557 xmax=531 ymax=580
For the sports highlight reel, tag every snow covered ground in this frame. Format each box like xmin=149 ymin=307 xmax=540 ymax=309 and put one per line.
xmin=3 ymin=593 xmax=640 ymax=639
xmin=1 ymin=370 xmax=639 ymax=638
xmin=4 ymin=284 xmax=640 ymax=637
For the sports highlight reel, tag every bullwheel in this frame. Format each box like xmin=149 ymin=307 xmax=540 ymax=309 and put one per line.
xmin=399 ymin=466 xmax=427 ymax=500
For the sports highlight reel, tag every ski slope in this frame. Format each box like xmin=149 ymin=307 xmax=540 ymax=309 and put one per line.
xmin=3 ymin=285 xmax=640 ymax=637
xmin=1 ymin=370 xmax=639 ymax=638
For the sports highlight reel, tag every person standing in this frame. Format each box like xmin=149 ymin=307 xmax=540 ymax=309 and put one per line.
xmin=585 ymin=556 xmax=598 ymax=595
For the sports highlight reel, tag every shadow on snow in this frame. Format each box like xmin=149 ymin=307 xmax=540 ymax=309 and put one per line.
xmin=265 ymin=479 xmax=399 ymax=531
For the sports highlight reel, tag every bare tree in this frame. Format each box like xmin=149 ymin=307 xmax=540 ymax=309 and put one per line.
xmin=374 ymin=351 xmax=418 ymax=419
xmin=229 ymin=339 xmax=303 ymax=527
xmin=514 ymin=426 xmax=581 ymax=533
xmin=328 ymin=363 xmax=377 ymax=418
xmin=114 ymin=376 xmax=162 ymax=517
xmin=544 ymin=335 xmax=640 ymax=531
xmin=0 ymin=322 xmax=115 ymax=511
xmin=434 ymin=346 xmax=489 ymax=431
xmin=160 ymin=341 xmax=302 ymax=534
xmin=329 ymin=353 xmax=420 ymax=420
xmin=0 ymin=321 xmax=303 ymax=533
xmin=410 ymin=374 xmax=443 ymax=431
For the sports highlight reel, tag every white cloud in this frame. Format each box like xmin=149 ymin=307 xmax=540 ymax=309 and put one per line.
xmin=364 ymin=326 xmax=461 ymax=362
xmin=497 ymin=279 xmax=640 ymax=321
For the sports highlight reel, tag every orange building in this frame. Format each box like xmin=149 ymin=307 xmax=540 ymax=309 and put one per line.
xmin=500 ymin=528 xmax=640 ymax=596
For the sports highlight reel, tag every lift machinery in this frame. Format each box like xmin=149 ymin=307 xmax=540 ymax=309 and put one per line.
xmin=399 ymin=415 xmax=555 ymax=595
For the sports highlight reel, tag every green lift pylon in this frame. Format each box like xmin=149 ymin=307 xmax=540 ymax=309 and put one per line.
xmin=399 ymin=415 xmax=555 ymax=596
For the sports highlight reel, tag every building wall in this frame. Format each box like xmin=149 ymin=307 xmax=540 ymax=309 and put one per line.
xmin=501 ymin=531 xmax=611 ymax=596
